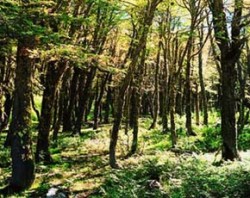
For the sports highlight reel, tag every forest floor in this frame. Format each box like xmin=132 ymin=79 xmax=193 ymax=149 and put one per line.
xmin=0 ymin=116 xmax=250 ymax=198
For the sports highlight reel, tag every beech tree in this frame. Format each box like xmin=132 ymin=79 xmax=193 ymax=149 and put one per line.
xmin=209 ymin=0 xmax=245 ymax=160
xmin=109 ymin=0 xmax=163 ymax=168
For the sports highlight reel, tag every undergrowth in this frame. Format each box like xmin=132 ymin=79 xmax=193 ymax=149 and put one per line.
xmin=96 ymin=157 xmax=250 ymax=198
xmin=0 ymin=113 xmax=250 ymax=197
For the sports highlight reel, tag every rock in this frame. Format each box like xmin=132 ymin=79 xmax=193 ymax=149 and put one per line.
xmin=46 ymin=187 xmax=68 ymax=198
xmin=46 ymin=187 xmax=58 ymax=197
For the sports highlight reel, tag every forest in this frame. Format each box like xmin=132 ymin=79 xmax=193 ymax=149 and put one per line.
xmin=0 ymin=0 xmax=250 ymax=197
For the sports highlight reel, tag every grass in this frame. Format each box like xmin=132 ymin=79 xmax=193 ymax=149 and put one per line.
xmin=0 ymin=113 xmax=250 ymax=197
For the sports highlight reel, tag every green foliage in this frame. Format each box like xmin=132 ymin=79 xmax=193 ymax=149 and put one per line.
xmin=35 ymin=181 xmax=50 ymax=194
xmin=195 ymin=126 xmax=222 ymax=152
xmin=97 ymin=158 xmax=167 ymax=198
xmin=0 ymin=0 xmax=55 ymax=38
xmin=0 ymin=147 xmax=10 ymax=168
xmin=145 ymin=129 xmax=172 ymax=151
xmin=170 ymin=159 xmax=250 ymax=198
xmin=98 ymin=157 xmax=250 ymax=198
xmin=238 ymin=127 xmax=250 ymax=151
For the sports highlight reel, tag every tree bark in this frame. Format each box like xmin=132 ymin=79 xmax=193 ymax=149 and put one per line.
xmin=210 ymin=0 xmax=244 ymax=160
xmin=198 ymin=25 xmax=208 ymax=125
xmin=104 ymin=75 xmax=113 ymax=124
xmin=185 ymin=38 xmax=196 ymax=136
xmin=35 ymin=61 xmax=67 ymax=163
xmin=149 ymin=37 xmax=161 ymax=129
xmin=130 ymin=87 xmax=140 ymax=155
xmin=63 ymin=67 xmax=80 ymax=131
xmin=109 ymin=0 xmax=162 ymax=168
xmin=4 ymin=37 xmax=35 ymax=192
xmin=221 ymin=59 xmax=239 ymax=160
xmin=194 ymin=82 xmax=200 ymax=125
xmin=93 ymin=74 xmax=109 ymax=129
xmin=74 ymin=67 xmax=96 ymax=134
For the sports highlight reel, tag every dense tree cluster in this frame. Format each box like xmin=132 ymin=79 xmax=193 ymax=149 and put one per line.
xmin=0 ymin=0 xmax=250 ymax=194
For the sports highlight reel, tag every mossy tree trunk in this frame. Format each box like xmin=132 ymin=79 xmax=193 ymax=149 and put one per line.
xmin=5 ymin=37 xmax=35 ymax=192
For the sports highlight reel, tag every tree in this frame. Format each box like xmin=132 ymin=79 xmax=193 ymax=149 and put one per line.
xmin=1 ymin=0 xmax=56 ymax=192
xmin=109 ymin=0 xmax=162 ymax=168
xmin=4 ymin=36 xmax=36 ymax=193
xmin=209 ymin=0 xmax=245 ymax=160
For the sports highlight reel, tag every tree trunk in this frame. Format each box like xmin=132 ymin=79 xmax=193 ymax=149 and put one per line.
xmin=53 ymin=87 xmax=65 ymax=142
xmin=93 ymin=74 xmax=109 ymax=129
xmin=36 ymin=61 xmax=67 ymax=163
xmin=149 ymin=38 xmax=161 ymax=129
xmin=221 ymin=59 xmax=240 ymax=160
xmin=185 ymin=43 xmax=196 ymax=136
xmin=109 ymin=0 xmax=162 ymax=168
xmin=161 ymin=38 xmax=169 ymax=133
xmin=0 ymin=43 xmax=13 ymax=131
xmin=63 ymin=67 xmax=80 ymax=131
xmin=130 ymin=87 xmax=140 ymax=155
xmin=198 ymin=25 xmax=208 ymax=125
xmin=194 ymin=83 xmax=200 ymax=125
xmin=210 ymin=0 xmax=243 ymax=160
xmin=74 ymin=67 xmax=96 ymax=134
xmin=169 ymin=78 xmax=177 ymax=147
xmin=104 ymin=75 xmax=113 ymax=124
xmin=129 ymin=48 xmax=146 ymax=155
xmin=5 ymin=38 xmax=35 ymax=192
xmin=62 ymin=68 xmax=73 ymax=132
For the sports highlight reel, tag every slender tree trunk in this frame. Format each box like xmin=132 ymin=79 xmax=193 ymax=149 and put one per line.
xmin=53 ymin=88 xmax=64 ymax=142
xmin=62 ymin=68 xmax=73 ymax=132
xmin=175 ymin=77 xmax=183 ymax=116
xmin=0 ymin=44 xmax=13 ymax=131
xmin=93 ymin=74 xmax=109 ymax=129
xmin=52 ymin=91 xmax=59 ymax=130
xmin=149 ymin=38 xmax=161 ymax=129
xmin=104 ymin=75 xmax=113 ymax=124
xmin=74 ymin=67 xmax=96 ymax=134
xmin=185 ymin=42 xmax=196 ymax=136
xmin=85 ymin=89 xmax=95 ymax=122
xmin=0 ymin=51 xmax=5 ymax=131
xmin=169 ymin=77 xmax=177 ymax=147
xmin=198 ymin=26 xmax=208 ymax=125
xmin=2 ymin=91 xmax=12 ymax=130
xmin=0 ymin=86 xmax=4 ymax=131
xmin=109 ymin=0 xmax=162 ymax=168
xmin=36 ymin=61 xmax=67 ymax=163
xmin=194 ymin=83 xmax=200 ymax=125
xmin=161 ymin=57 xmax=169 ymax=133
xmin=130 ymin=87 xmax=140 ymax=154
xmin=64 ymin=67 xmax=80 ymax=131
xmin=129 ymin=48 xmax=146 ymax=155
